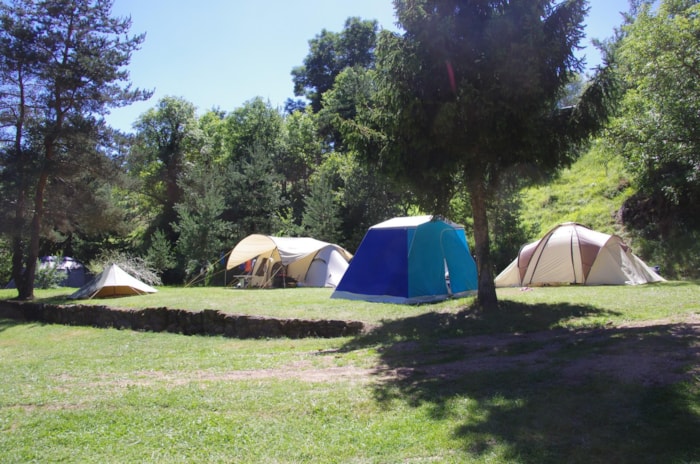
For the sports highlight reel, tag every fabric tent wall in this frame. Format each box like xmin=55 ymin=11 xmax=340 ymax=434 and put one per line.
xmin=494 ymin=223 xmax=665 ymax=287
xmin=69 ymin=264 xmax=157 ymax=299
xmin=226 ymin=235 xmax=352 ymax=288
xmin=298 ymin=247 xmax=349 ymax=288
xmin=332 ymin=216 xmax=478 ymax=304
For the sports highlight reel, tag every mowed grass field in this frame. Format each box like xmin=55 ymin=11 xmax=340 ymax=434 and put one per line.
xmin=1 ymin=282 xmax=699 ymax=463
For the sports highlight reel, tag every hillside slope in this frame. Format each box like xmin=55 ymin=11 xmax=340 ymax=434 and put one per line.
xmin=519 ymin=141 xmax=633 ymax=239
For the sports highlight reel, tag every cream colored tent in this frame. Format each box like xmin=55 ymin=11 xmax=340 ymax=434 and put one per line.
xmin=226 ymin=235 xmax=353 ymax=288
xmin=495 ymin=223 xmax=664 ymax=287
xmin=69 ymin=264 xmax=158 ymax=299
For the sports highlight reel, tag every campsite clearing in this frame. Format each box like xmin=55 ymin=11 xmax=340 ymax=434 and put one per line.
xmin=1 ymin=282 xmax=698 ymax=462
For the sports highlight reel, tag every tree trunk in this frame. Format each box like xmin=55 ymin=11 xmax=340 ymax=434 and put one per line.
xmin=10 ymin=78 xmax=34 ymax=300
xmin=15 ymin=170 xmax=48 ymax=300
xmin=468 ymin=174 xmax=498 ymax=311
xmin=16 ymin=131 xmax=54 ymax=300
xmin=11 ymin=183 xmax=28 ymax=298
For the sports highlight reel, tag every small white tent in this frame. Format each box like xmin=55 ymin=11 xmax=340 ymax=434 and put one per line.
xmin=495 ymin=223 xmax=664 ymax=287
xmin=225 ymin=235 xmax=352 ymax=288
xmin=69 ymin=264 xmax=158 ymax=299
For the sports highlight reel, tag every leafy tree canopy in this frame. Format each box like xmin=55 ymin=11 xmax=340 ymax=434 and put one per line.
xmin=129 ymin=96 xmax=200 ymax=248
xmin=608 ymin=0 xmax=700 ymax=237
xmin=292 ymin=17 xmax=378 ymax=112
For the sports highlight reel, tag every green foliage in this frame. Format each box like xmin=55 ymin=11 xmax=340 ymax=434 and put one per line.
xmin=222 ymin=97 xmax=284 ymax=164
xmin=130 ymin=96 xmax=201 ymax=245
xmin=0 ymin=0 xmax=150 ymax=298
xmin=488 ymin=181 xmax=533 ymax=273
xmin=318 ymin=66 xmax=378 ymax=150
xmin=292 ymin=17 xmax=378 ymax=112
xmin=33 ymin=259 xmax=65 ymax=289
xmin=225 ymin=144 xmax=285 ymax=240
xmin=0 ymin=239 xmax=12 ymax=287
xmin=302 ymin=168 xmax=342 ymax=243
xmin=145 ymin=229 xmax=177 ymax=276
xmin=340 ymin=0 xmax=616 ymax=309
xmin=605 ymin=0 xmax=700 ymax=275
xmin=631 ymin=231 xmax=700 ymax=280
xmin=172 ymin=157 xmax=231 ymax=283
xmin=278 ymin=109 xmax=325 ymax=220
xmin=519 ymin=142 xmax=633 ymax=239
xmin=327 ymin=151 xmax=408 ymax=251
xmin=365 ymin=0 xmax=613 ymax=197
xmin=273 ymin=207 xmax=304 ymax=237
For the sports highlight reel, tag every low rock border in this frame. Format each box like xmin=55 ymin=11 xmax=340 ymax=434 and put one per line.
xmin=0 ymin=300 xmax=364 ymax=339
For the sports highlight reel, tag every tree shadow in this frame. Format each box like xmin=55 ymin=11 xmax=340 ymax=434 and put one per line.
xmin=342 ymin=301 xmax=700 ymax=463
xmin=0 ymin=318 xmax=43 ymax=335
xmin=343 ymin=300 xmax=617 ymax=350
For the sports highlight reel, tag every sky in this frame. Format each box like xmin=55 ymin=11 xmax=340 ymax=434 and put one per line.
xmin=106 ymin=0 xmax=631 ymax=133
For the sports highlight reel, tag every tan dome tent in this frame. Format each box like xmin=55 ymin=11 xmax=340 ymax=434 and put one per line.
xmin=69 ymin=264 xmax=158 ymax=299
xmin=226 ymin=235 xmax=353 ymax=288
xmin=494 ymin=223 xmax=664 ymax=287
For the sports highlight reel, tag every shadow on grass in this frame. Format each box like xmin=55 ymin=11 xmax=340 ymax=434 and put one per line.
xmin=343 ymin=301 xmax=700 ymax=463
xmin=0 ymin=318 xmax=42 ymax=334
xmin=344 ymin=300 xmax=618 ymax=350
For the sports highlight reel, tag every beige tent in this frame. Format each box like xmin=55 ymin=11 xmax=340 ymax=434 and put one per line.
xmin=69 ymin=264 xmax=158 ymax=299
xmin=226 ymin=235 xmax=353 ymax=288
xmin=495 ymin=223 xmax=664 ymax=287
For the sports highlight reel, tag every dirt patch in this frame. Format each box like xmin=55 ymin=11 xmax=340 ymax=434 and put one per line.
xmin=376 ymin=314 xmax=700 ymax=386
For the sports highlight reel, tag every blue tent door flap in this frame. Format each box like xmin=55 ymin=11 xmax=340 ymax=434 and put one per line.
xmin=408 ymin=221 xmax=477 ymax=299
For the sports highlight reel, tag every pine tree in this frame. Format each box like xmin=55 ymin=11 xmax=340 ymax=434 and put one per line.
xmin=302 ymin=169 xmax=342 ymax=243
xmin=0 ymin=0 xmax=150 ymax=299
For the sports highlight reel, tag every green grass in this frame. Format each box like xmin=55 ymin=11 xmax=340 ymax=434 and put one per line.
xmin=2 ymin=281 xmax=697 ymax=328
xmin=0 ymin=286 xmax=471 ymax=325
xmin=1 ymin=282 xmax=699 ymax=463
xmin=519 ymin=143 xmax=633 ymax=238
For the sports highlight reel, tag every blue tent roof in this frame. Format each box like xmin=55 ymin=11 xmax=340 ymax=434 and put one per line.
xmin=331 ymin=216 xmax=478 ymax=304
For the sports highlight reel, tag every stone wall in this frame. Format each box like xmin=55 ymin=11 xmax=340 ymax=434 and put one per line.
xmin=0 ymin=300 xmax=364 ymax=339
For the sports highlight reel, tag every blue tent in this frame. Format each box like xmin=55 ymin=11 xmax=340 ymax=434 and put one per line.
xmin=331 ymin=216 xmax=478 ymax=304
xmin=5 ymin=256 xmax=89 ymax=289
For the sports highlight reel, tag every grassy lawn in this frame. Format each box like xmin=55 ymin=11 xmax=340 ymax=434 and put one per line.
xmin=2 ymin=280 xmax=697 ymax=327
xmin=0 ymin=286 xmax=467 ymax=325
xmin=1 ymin=282 xmax=699 ymax=463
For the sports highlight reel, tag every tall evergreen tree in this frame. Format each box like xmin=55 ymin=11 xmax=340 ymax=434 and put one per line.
xmin=225 ymin=144 xmax=285 ymax=240
xmin=172 ymin=155 xmax=230 ymax=283
xmin=278 ymin=109 xmax=326 ymax=221
xmin=302 ymin=169 xmax=342 ymax=243
xmin=0 ymin=0 xmax=150 ymax=299
xmin=346 ymin=0 xmax=617 ymax=309
xmin=221 ymin=99 xmax=286 ymax=241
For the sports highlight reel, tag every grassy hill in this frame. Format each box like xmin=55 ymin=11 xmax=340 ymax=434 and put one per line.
xmin=521 ymin=140 xmax=633 ymax=239
xmin=515 ymin=141 xmax=700 ymax=279
xmin=518 ymin=140 xmax=634 ymax=240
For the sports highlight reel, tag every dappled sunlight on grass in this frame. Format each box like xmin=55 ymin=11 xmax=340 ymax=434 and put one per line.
xmin=349 ymin=306 xmax=700 ymax=462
